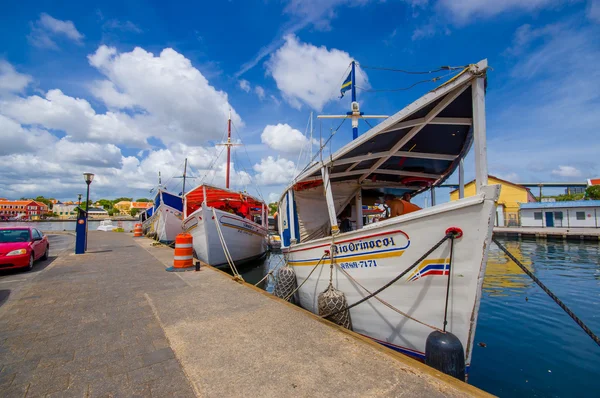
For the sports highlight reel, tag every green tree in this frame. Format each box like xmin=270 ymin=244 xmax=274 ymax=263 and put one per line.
xmin=586 ymin=185 xmax=600 ymax=200
xmin=35 ymin=196 xmax=53 ymax=209
xmin=555 ymin=193 xmax=584 ymax=201
xmin=135 ymin=198 xmax=151 ymax=202
xmin=97 ymin=199 xmax=114 ymax=209
xmin=107 ymin=209 xmax=117 ymax=216
xmin=268 ymin=202 xmax=278 ymax=216
xmin=113 ymin=197 xmax=133 ymax=204
xmin=130 ymin=208 xmax=140 ymax=217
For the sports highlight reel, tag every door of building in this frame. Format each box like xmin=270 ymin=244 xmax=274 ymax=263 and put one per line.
xmin=545 ymin=212 xmax=554 ymax=227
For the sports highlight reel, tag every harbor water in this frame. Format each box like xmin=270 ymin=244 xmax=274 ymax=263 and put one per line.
xmin=241 ymin=237 xmax=600 ymax=397
xmin=0 ymin=220 xmax=139 ymax=232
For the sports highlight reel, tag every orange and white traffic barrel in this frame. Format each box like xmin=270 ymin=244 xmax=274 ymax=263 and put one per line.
xmin=167 ymin=233 xmax=195 ymax=272
xmin=133 ymin=223 xmax=143 ymax=237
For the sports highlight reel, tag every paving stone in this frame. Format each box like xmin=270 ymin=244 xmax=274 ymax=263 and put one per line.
xmin=88 ymin=374 xmax=128 ymax=398
xmin=140 ymin=347 xmax=175 ymax=367
xmin=0 ymin=382 xmax=29 ymax=398
xmin=127 ymin=363 xmax=164 ymax=385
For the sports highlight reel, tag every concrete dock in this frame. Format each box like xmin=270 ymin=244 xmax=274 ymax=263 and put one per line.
xmin=0 ymin=232 xmax=491 ymax=397
xmin=494 ymin=226 xmax=600 ymax=241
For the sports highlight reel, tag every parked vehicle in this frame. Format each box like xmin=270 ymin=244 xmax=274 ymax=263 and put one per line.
xmin=0 ymin=227 xmax=49 ymax=271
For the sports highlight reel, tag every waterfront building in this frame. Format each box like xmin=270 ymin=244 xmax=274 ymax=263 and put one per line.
xmin=450 ymin=176 xmax=537 ymax=226
xmin=88 ymin=207 xmax=109 ymax=218
xmin=114 ymin=201 xmax=132 ymax=215
xmin=588 ymin=178 xmax=600 ymax=186
xmin=0 ymin=199 xmax=49 ymax=220
xmin=519 ymin=201 xmax=600 ymax=228
xmin=130 ymin=202 xmax=152 ymax=211
xmin=53 ymin=204 xmax=79 ymax=219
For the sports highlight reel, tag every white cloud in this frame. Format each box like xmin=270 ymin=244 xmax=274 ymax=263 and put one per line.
xmin=0 ymin=115 xmax=57 ymax=156
xmin=436 ymin=0 xmax=563 ymax=25
xmin=253 ymin=156 xmax=297 ymax=185
xmin=267 ymin=192 xmax=281 ymax=203
xmin=88 ymin=45 xmax=242 ymax=145
xmin=239 ymin=79 xmax=251 ymax=92
xmin=0 ymin=61 xmax=32 ymax=96
xmin=261 ymin=123 xmax=315 ymax=153
xmin=28 ymin=13 xmax=84 ymax=49
xmin=588 ymin=0 xmax=600 ymax=23
xmin=254 ymin=86 xmax=265 ymax=100
xmin=1 ymin=89 xmax=148 ymax=147
xmin=236 ymin=0 xmax=373 ymax=77
xmin=266 ymin=35 xmax=367 ymax=110
xmin=552 ymin=166 xmax=582 ymax=178
xmin=89 ymin=80 xmax=136 ymax=109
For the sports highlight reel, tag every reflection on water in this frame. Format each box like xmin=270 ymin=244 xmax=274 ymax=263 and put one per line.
xmin=242 ymin=238 xmax=600 ymax=397
xmin=0 ymin=220 xmax=138 ymax=231
xmin=471 ymin=238 xmax=600 ymax=397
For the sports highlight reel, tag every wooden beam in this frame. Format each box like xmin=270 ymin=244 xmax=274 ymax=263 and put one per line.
xmin=393 ymin=151 xmax=457 ymax=161
xmin=334 ymin=149 xmax=456 ymax=167
xmin=330 ymin=169 xmax=440 ymax=180
xmin=358 ymin=84 xmax=471 ymax=183
xmin=429 ymin=117 xmax=472 ymax=125
xmin=472 ymin=77 xmax=488 ymax=192
xmin=345 ymin=161 xmax=361 ymax=172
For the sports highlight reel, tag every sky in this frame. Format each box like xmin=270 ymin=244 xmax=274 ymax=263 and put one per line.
xmin=1 ymin=0 xmax=599 ymax=205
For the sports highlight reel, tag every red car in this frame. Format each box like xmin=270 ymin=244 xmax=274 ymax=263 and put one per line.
xmin=0 ymin=227 xmax=49 ymax=271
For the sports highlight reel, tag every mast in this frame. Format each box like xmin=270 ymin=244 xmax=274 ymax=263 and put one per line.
xmin=226 ymin=109 xmax=232 ymax=189
xmin=182 ymin=158 xmax=188 ymax=196
xmin=158 ymin=171 xmax=162 ymax=189
xmin=351 ymin=60 xmax=358 ymax=140
xmin=309 ymin=111 xmax=313 ymax=162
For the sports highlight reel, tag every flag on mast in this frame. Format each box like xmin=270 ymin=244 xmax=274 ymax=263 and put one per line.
xmin=340 ymin=70 xmax=352 ymax=98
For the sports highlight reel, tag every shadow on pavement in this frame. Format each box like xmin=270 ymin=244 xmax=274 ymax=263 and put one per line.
xmin=0 ymin=255 xmax=60 ymax=278
xmin=0 ymin=289 xmax=9 ymax=307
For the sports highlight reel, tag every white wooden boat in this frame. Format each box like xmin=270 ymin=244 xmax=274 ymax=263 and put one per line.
xmin=277 ymin=60 xmax=497 ymax=376
xmin=182 ymin=113 xmax=268 ymax=268
xmin=146 ymin=189 xmax=183 ymax=244
xmin=183 ymin=185 xmax=268 ymax=267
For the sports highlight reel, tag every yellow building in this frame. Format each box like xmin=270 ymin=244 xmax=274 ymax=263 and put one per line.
xmin=114 ymin=201 xmax=132 ymax=215
xmin=450 ymin=175 xmax=537 ymax=226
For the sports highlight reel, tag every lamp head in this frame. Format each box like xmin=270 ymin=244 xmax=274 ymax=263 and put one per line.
xmin=83 ymin=173 xmax=95 ymax=184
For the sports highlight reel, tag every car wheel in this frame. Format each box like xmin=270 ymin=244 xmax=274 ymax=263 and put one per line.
xmin=41 ymin=246 xmax=49 ymax=261
xmin=25 ymin=254 xmax=34 ymax=272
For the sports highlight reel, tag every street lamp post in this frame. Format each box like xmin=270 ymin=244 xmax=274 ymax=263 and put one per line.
xmin=78 ymin=194 xmax=82 ymax=206
xmin=83 ymin=173 xmax=94 ymax=251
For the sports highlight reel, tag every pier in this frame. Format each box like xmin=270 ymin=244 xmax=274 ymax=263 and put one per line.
xmin=0 ymin=232 xmax=491 ymax=397
xmin=494 ymin=227 xmax=600 ymax=241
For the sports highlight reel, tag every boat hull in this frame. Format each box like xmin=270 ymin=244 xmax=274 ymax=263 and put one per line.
xmin=147 ymin=204 xmax=183 ymax=244
xmin=183 ymin=206 xmax=268 ymax=268
xmin=284 ymin=185 xmax=499 ymax=370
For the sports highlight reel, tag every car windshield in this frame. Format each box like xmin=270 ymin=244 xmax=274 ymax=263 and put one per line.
xmin=0 ymin=229 xmax=31 ymax=243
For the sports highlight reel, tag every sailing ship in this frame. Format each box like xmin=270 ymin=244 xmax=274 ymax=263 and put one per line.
xmin=144 ymin=171 xmax=185 ymax=244
xmin=277 ymin=60 xmax=497 ymax=376
xmin=182 ymin=112 xmax=268 ymax=267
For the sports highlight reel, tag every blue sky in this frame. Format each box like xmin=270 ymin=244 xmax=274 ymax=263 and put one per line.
xmin=1 ymin=0 xmax=599 ymax=204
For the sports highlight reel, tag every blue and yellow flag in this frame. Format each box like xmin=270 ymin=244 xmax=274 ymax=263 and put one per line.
xmin=340 ymin=71 xmax=352 ymax=98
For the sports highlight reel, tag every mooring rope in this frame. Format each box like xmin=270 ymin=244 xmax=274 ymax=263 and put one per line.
xmin=212 ymin=208 xmax=242 ymax=280
xmin=283 ymin=253 xmax=328 ymax=302
xmin=322 ymin=232 xmax=455 ymax=320
xmin=334 ymin=261 xmax=442 ymax=332
xmin=442 ymin=234 xmax=455 ymax=332
xmin=254 ymin=254 xmax=286 ymax=287
xmin=492 ymin=237 xmax=600 ymax=347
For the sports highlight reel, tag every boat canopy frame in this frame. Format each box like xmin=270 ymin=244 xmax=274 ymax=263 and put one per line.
xmin=279 ymin=60 xmax=489 ymax=241
xmin=183 ymin=183 xmax=266 ymax=220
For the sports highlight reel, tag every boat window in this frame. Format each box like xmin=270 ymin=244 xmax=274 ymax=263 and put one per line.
xmin=534 ymin=212 xmax=542 ymax=220
xmin=576 ymin=211 xmax=585 ymax=220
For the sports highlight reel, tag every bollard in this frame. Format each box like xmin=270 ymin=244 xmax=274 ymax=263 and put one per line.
xmin=166 ymin=233 xmax=195 ymax=272
xmin=133 ymin=223 xmax=143 ymax=237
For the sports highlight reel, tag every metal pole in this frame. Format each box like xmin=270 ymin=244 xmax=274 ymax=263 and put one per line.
xmin=539 ymin=185 xmax=542 ymax=201
xmin=431 ymin=187 xmax=436 ymax=206
xmin=458 ymin=159 xmax=465 ymax=199
xmin=182 ymin=158 xmax=188 ymax=196
xmin=85 ymin=182 xmax=90 ymax=251
xmin=226 ymin=111 xmax=231 ymax=189
xmin=351 ymin=61 xmax=358 ymax=140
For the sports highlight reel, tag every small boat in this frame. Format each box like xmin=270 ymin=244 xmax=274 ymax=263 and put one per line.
xmin=139 ymin=207 xmax=153 ymax=235
xmin=183 ymin=112 xmax=268 ymax=268
xmin=277 ymin=60 xmax=497 ymax=378
xmin=96 ymin=219 xmax=114 ymax=231
xmin=144 ymin=169 xmax=185 ymax=244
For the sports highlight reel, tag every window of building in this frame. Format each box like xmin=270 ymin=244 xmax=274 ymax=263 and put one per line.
xmin=534 ymin=212 xmax=542 ymax=220
xmin=554 ymin=212 xmax=563 ymax=220
xmin=576 ymin=211 xmax=585 ymax=220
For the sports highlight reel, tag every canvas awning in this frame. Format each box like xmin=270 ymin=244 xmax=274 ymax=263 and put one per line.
xmin=184 ymin=184 xmax=265 ymax=216
xmin=289 ymin=60 xmax=488 ymax=198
